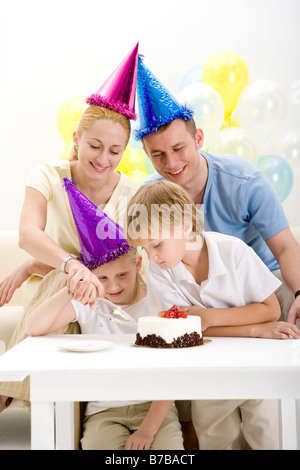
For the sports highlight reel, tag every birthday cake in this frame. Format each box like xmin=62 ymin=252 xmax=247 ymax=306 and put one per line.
xmin=135 ymin=305 xmax=203 ymax=348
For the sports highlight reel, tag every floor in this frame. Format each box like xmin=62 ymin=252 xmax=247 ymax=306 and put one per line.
xmin=0 ymin=408 xmax=31 ymax=450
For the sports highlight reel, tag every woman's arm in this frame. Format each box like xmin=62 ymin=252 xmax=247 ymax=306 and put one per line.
xmin=124 ymin=401 xmax=175 ymax=450
xmin=0 ymin=259 xmax=54 ymax=306
xmin=181 ymin=293 xmax=281 ymax=331
xmin=19 ymin=187 xmax=104 ymax=300
xmin=25 ymin=286 xmax=76 ymax=336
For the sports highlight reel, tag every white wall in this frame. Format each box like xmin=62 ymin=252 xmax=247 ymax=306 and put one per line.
xmin=0 ymin=0 xmax=299 ymax=230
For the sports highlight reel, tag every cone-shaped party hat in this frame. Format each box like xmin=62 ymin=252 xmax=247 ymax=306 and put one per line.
xmin=86 ymin=43 xmax=139 ymax=119
xmin=135 ymin=55 xmax=194 ymax=140
xmin=63 ymin=178 xmax=132 ymax=269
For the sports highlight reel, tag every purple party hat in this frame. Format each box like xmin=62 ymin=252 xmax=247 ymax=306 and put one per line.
xmin=135 ymin=55 xmax=194 ymax=140
xmin=86 ymin=43 xmax=139 ymax=119
xmin=63 ymin=178 xmax=132 ymax=269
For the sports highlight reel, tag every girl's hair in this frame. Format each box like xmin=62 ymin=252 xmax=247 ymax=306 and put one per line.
xmin=125 ymin=180 xmax=205 ymax=246
xmin=124 ymin=248 xmax=146 ymax=306
xmin=69 ymin=105 xmax=131 ymax=161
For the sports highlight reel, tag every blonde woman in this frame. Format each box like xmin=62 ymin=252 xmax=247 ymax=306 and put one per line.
xmin=0 ymin=44 xmax=140 ymax=411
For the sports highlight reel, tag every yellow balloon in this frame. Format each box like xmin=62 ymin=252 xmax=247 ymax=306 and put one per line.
xmin=56 ymin=96 xmax=87 ymax=143
xmin=60 ymin=142 xmax=73 ymax=159
xmin=126 ymin=148 xmax=148 ymax=174
xmin=220 ymin=115 xmax=241 ymax=131
xmin=115 ymin=145 xmax=131 ymax=173
xmin=202 ymin=50 xmax=249 ymax=119
xmin=127 ymin=168 xmax=150 ymax=186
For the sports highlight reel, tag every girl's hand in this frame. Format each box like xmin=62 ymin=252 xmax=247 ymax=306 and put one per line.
xmin=124 ymin=428 xmax=155 ymax=450
xmin=66 ymin=259 xmax=105 ymax=306
xmin=252 ymin=321 xmax=300 ymax=339
xmin=178 ymin=305 xmax=210 ymax=331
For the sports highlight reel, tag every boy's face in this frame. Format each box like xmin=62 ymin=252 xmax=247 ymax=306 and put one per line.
xmin=139 ymin=227 xmax=187 ymax=269
xmin=92 ymin=254 xmax=141 ymax=305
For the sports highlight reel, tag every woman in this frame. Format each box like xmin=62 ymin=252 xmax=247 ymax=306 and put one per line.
xmin=0 ymin=44 xmax=140 ymax=411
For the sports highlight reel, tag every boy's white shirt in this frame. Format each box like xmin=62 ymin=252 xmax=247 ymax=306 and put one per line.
xmin=146 ymin=231 xmax=282 ymax=315
xmin=71 ymin=295 xmax=149 ymax=416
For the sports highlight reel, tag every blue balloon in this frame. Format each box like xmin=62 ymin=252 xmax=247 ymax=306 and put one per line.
xmin=257 ymin=155 xmax=294 ymax=202
xmin=179 ymin=65 xmax=203 ymax=90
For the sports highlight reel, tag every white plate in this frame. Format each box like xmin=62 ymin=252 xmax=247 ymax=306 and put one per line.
xmin=57 ymin=340 xmax=114 ymax=353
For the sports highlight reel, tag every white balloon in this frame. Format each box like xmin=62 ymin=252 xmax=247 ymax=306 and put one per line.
xmin=210 ymin=127 xmax=258 ymax=165
xmin=236 ymin=79 xmax=288 ymax=150
xmin=177 ymin=82 xmax=225 ymax=150
xmin=263 ymin=131 xmax=300 ymax=171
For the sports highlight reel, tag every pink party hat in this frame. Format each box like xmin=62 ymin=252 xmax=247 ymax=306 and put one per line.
xmin=86 ymin=43 xmax=139 ymax=119
xmin=63 ymin=178 xmax=132 ymax=269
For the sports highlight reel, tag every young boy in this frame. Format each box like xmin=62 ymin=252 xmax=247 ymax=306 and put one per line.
xmin=126 ymin=180 xmax=300 ymax=450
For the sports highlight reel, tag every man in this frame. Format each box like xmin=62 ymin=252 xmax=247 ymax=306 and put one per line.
xmin=135 ymin=55 xmax=300 ymax=325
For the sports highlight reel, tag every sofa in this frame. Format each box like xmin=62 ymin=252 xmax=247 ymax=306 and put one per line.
xmin=1 ymin=227 xmax=300 ymax=449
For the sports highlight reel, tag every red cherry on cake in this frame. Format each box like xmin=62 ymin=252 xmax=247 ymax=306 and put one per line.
xmin=158 ymin=311 xmax=168 ymax=318
xmin=178 ymin=311 xmax=188 ymax=318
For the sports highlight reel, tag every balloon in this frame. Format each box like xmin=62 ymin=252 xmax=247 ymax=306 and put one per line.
xmin=115 ymin=144 xmax=131 ymax=173
xmin=179 ymin=65 xmax=203 ymax=90
xmin=263 ymin=131 xmax=300 ymax=172
xmin=56 ymin=96 xmax=86 ymax=143
xmin=220 ymin=115 xmax=240 ymax=131
xmin=60 ymin=142 xmax=73 ymax=159
xmin=202 ymin=50 xmax=249 ymax=118
xmin=177 ymin=82 xmax=225 ymax=150
xmin=257 ymin=155 xmax=293 ymax=202
xmin=126 ymin=148 xmax=148 ymax=173
xmin=127 ymin=168 xmax=150 ymax=185
xmin=210 ymin=127 xmax=258 ymax=165
xmin=145 ymin=157 xmax=155 ymax=175
xmin=129 ymin=118 xmax=143 ymax=150
xmin=236 ymin=80 xmax=288 ymax=151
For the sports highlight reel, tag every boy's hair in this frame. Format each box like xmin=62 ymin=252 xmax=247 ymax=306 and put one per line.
xmin=125 ymin=180 xmax=205 ymax=245
xmin=69 ymin=105 xmax=131 ymax=161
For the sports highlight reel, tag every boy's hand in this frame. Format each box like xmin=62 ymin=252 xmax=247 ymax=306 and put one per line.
xmin=178 ymin=305 xmax=210 ymax=331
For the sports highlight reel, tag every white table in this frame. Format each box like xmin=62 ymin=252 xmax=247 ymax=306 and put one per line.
xmin=0 ymin=333 xmax=300 ymax=450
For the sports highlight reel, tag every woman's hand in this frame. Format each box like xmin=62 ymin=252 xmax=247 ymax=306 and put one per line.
xmin=0 ymin=260 xmax=34 ymax=306
xmin=66 ymin=259 xmax=105 ymax=307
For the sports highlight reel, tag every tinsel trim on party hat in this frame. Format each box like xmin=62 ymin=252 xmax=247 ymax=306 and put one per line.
xmin=63 ymin=177 xmax=132 ymax=269
xmin=135 ymin=55 xmax=194 ymax=140
xmin=86 ymin=94 xmax=136 ymax=119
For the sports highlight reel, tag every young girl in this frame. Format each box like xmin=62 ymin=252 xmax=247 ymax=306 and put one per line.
xmin=25 ymin=248 xmax=183 ymax=450
xmin=25 ymin=180 xmax=184 ymax=451
xmin=126 ymin=180 xmax=300 ymax=450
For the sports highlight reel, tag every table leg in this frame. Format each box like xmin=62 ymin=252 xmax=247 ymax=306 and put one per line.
xmin=55 ymin=402 xmax=75 ymax=450
xmin=31 ymin=401 xmax=55 ymax=450
xmin=280 ymin=399 xmax=298 ymax=450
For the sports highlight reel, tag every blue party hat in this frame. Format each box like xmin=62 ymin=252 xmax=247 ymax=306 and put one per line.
xmin=135 ymin=55 xmax=194 ymax=140
xmin=63 ymin=178 xmax=132 ymax=269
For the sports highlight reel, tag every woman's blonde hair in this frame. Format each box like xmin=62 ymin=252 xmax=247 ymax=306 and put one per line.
xmin=125 ymin=180 xmax=205 ymax=245
xmin=69 ymin=105 xmax=131 ymax=161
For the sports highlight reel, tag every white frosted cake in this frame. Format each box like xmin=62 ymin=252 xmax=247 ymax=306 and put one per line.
xmin=135 ymin=305 xmax=203 ymax=348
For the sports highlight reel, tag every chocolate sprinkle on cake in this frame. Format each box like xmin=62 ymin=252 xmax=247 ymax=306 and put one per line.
xmin=135 ymin=332 xmax=203 ymax=348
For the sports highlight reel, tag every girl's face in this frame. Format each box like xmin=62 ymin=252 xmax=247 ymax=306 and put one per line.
xmin=92 ymin=254 xmax=142 ymax=305
xmin=75 ymin=119 xmax=128 ymax=182
xmin=139 ymin=226 xmax=188 ymax=269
